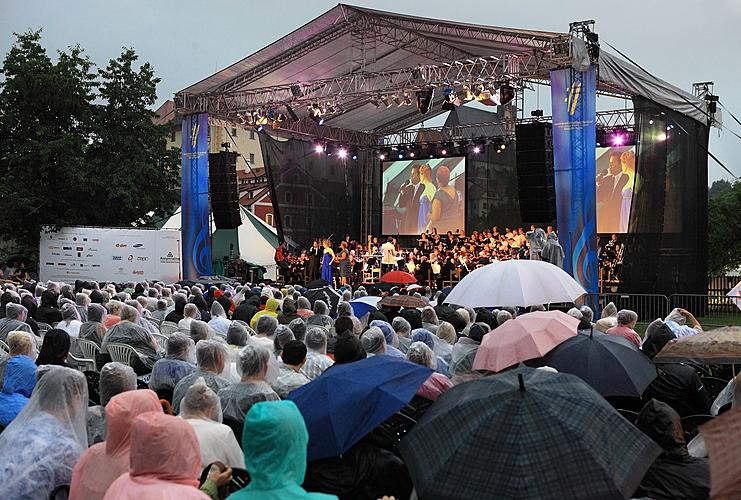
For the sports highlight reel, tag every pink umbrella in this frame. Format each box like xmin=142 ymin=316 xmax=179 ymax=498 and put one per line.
xmin=473 ymin=311 xmax=579 ymax=373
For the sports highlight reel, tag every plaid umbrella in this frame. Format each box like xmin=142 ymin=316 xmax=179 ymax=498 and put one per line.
xmin=378 ymin=295 xmax=429 ymax=308
xmin=654 ymin=326 xmax=741 ymax=364
xmin=701 ymin=409 xmax=741 ymax=500
xmin=400 ymin=366 xmax=661 ymax=500
xmin=380 ymin=270 xmax=417 ymax=284
xmin=530 ymin=329 xmax=657 ymax=397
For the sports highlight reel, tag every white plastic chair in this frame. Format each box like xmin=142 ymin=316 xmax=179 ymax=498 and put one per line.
xmin=77 ymin=339 xmax=101 ymax=371
xmin=106 ymin=343 xmax=139 ymax=367
xmin=151 ymin=332 xmax=169 ymax=352
xmin=0 ymin=340 xmax=9 ymax=354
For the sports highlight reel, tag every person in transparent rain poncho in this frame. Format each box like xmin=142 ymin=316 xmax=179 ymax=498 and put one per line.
xmin=87 ymin=362 xmax=138 ymax=445
xmin=148 ymin=333 xmax=197 ymax=396
xmin=218 ymin=344 xmax=279 ymax=423
xmin=0 ymin=365 xmax=88 ymax=500
xmin=207 ymin=301 xmax=232 ymax=337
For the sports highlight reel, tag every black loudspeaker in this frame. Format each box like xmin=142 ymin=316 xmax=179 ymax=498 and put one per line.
xmin=209 ymin=151 xmax=241 ymax=229
xmin=515 ymin=122 xmax=556 ymax=225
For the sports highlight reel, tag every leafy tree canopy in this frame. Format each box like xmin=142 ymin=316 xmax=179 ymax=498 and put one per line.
xmin=708 ymin=180 xmax=741 ymax=276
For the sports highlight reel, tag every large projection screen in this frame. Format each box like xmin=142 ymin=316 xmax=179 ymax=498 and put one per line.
xmin=382 ymin=157 xmax=466 ymax=235
xmin=596 ymin=146 xmax=636 ymax=234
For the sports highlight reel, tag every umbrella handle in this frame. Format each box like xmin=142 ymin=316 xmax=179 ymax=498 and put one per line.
xmin=518 ymin=373 xmax=526 ymax=392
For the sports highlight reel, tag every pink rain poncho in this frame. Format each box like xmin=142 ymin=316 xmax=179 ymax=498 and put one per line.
xmin=70 ymin=389 xmax=162 ymax=500
xmin=103 ymin=411 xmax=209 ymax=500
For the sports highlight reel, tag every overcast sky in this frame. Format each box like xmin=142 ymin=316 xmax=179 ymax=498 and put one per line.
xmin=3 ymin=0 xmax=740 ymax=183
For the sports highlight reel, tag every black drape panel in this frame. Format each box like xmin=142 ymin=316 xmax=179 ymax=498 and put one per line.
xmin=466 ymin=144 xmax=522 ymax=232
xmin=621 ymin=97 xmax=709 ymax=294
xmin=260 ymin=134 xmax=372 ymax=247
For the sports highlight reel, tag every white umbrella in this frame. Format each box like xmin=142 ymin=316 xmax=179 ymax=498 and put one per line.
xmin=443 ymin=259 xmax=587 ymax=308
xmin=728 ymin=280 xmax=741 ymax=312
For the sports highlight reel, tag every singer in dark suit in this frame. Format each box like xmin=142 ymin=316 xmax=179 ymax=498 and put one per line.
xmin=307 ymin=240 xmax=323 ymax=281
xmin=397 ymin=165 xmax=424 ymax=234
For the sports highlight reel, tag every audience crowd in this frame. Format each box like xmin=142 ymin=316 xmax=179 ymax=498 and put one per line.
xmin=0 ymin=273 xmax=735 ymax=500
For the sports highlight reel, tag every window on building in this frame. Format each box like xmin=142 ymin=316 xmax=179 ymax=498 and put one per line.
xmin=284 ymin=191 xmax=293 ymax=203
xmin=265 ymin=213 xmax=273 ymax=226
xmin=231 ymin=127 xmax=237 ymax=137
xmin=250 ymin=130 xmax=255 ymax=140
xmin=284 ymin=215 xmax=292 ymax=227
xmin=249 ymin=153 xmax=255 ymax=163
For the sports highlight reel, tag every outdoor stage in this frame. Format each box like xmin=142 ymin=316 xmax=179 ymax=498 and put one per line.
xmin=173 ymin=4 xmax=718 ymax=298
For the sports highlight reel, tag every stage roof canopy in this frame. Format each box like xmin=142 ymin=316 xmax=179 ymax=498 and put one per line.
xmin=176 ymin=4 xmax=710 ymax=137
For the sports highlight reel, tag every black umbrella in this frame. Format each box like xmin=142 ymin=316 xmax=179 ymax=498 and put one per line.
xmin=400 ymin=366 xmax=661 ymax=500
xmin=531 ymin=329 xmax=657 ymax=397
xmin=304 ymin=286 xmax=341 ymax=316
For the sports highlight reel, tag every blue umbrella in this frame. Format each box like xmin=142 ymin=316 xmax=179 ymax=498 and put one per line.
xmin=288 ymin=355 xmax=432 ymax=460
xmin=349 ymin=296 xmax=381 ymax=319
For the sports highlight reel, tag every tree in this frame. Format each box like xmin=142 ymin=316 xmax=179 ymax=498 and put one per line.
xmin=0 ymin=31 xmax=179 ymax=260
xmin=708 ymin=180 xmax=741 ymax=276
xmin=708 ymin=179 xmax=732 ymax=200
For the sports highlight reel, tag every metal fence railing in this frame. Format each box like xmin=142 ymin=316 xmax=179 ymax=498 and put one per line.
xmin=670 ymin=294 xmax=741 ymax=329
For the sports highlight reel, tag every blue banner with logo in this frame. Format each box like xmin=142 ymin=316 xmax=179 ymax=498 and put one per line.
xmin=181 ymin=113 xmax=212 ymax=280
xmin=550 ymin=66 xmax=598 ymax=297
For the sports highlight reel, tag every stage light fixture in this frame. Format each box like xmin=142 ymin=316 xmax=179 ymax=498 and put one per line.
xmin=457 ymin=140 xmax=469 ymax=155
xmin=416 ymin=89 xmax=434 ymax=115
xmin=402 ymin=93 xmax=413 ymax=106
xmin=325 ymin=143 xmax=336 ymax=156
xmin=380 ymin=95 xmax=393 ymax=108
xmin=285 ymin=104 xmax=299 ymax=121
xmin=473 ymin=145 xmax=481 ymax=154
xmin=307 ymin=103 xmax=325 ymax=124
xmin=411 ymin=67 xmax=424 ymax=80
xmin=369 ymin=96 xmax=381 ymax=108
xmin=462 ymin=85 xmax=475 ymax=101
xmin=442 ymin=87 xmax=459 ymax=111
xmin=473 ymin=84 xmax=485 ymax=99
xmin=290 ymin=84 xmax=303 ymax=97
xmin=337 ymin=146 xmax=348 ymax=159
xmin=498 ymin=84 xmax=516 ymax=106
xmin=648 ymin=119 xmax=654 ymax=125
xmin=314 ymin=142 xmax=325 ymax=153
xmin=392 ymin=95 xmax=403 ymax=107
xmin=610 ymin=132 xmax=626 ymax=147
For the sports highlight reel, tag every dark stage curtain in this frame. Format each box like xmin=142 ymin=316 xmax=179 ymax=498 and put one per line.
xmin=259 ymin=134 xmax=374 ymax=247
xmin=620 ymin=97 xmax=709 ymax=294
xmin=466 ymin=144 xmax=522 ymax=232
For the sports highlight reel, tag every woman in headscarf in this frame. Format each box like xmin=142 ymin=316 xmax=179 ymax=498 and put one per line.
xmin=406 ymin=341 xmax=453 ymax=401
xmin=102 ymin=412 xmax=211 ymax=500
xmin=539 ymin=232 xmax=565 ymax=268
xmin=79 ymin=303 xmax=108 ymax=346
xmin=633 ymin=400 xmax=710 ymax=500
xmin=0 ymin=354 xmax=37 ymax=425
xmin=0 ymin=366 xmax=88 ymax=499
xmin=207 ymin=301 xmax=231 ymax=336
xmin=180 ymin=377 xmax=245 ymax=470
xmin=229 ymin=400 xmax=338 ymax=500
xmin=58 ymin=302 xmax=83 ymax=338
xmin=36 ymin=328 xmax=71 ymax=367
xmin=70 ymin=390 xmax=162 ymax=500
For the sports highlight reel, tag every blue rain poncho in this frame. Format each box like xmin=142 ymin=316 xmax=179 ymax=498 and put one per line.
xmin=0 ymin=355 xmax=36 ymax=425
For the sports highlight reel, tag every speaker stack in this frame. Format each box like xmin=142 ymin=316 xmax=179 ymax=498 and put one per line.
xmin=209 ymin=151 xmax=242 ymax=229
xmin=515 ymin=122 xmax=556 ymax=226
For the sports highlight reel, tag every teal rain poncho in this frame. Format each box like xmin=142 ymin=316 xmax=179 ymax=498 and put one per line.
xmin=228 ymin=400 xmax=337 ymax=500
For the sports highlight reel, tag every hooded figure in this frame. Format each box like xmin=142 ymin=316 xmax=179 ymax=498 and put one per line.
xmin=250 ymin=297 xmax=279 ymax=329
xmin=278 ymin=298 xmax=301 ymax=325
xmin=35 ymin=289 xmax=63 ymax=325
xmin=369 ymin=320 xmax=405 ymax=358
xmin=539 ymin=232 xmax=565 ymax=268
xmin=229 ymin=400 xmax=337 ymax=500
xmin=633 ymin=400 xmax=710 ymax=500
xmin=102 ymin=412 xmax=209 ymax=500
xmin=207 ymin=301 xmax=231 ymax=336
xmin=526 ymin=227 xmax=547 ymax=259
xmin=0 ymin=366 xmax=88 ymax=499
xmin=0 ymin=355 xmax=37 ymax=425
xmin=70 ymin=390 xmax=163 ymax=500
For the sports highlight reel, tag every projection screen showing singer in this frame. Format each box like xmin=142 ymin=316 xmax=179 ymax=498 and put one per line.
xmin=382 ymin=157 xmax=466 ymax=235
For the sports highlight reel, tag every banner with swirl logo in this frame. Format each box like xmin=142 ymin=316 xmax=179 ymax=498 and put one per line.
xmin=550 ymin=66 xmax=598 ymax=297
xmin=181 ymin=113 xmax=213 ymax=280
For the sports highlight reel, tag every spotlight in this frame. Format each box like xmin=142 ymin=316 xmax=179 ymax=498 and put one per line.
xmin=324 ymin=143 xmax=335 ymax=156
xmin=416 ymin=89 xmax=434 ymax=115
xmin=380 ymin=95 xmax=392 ymax=108
xmin=285 ymin=104 xmax=299 ymax=121
xmin=379 ymin=153 xmax=386 ymax=160
xmin=314 ymin=141 xmax=325 ymax=153
xmin=402 ymin=93 xmax=413 ymax=106
xmin=392 ymin=95 xmax=403 ymax=107
xmin=398 ymin=152 xmax=404 ymax=159
xmin=463 ymin=85 xmax=475 ymax=101
xmin=498 ymin=84 xmax=516 ymax=106
xmin=473 ymin=145 xmax=481 ymax=154
xmin=648 ymin=119 xmax=654 ymax=125
xmin=369 ymin=96 xmax=381 ymax=108
xmin=307 ymin=103 xmax=324 ymax=124
xmin=657 ymin=131 xmax=667 ymax=141
xmin=290 ymin=84 xmax=303 ymax=97
xmin=610 ymin=132 xmax=626 ymax=147
xmin=473 ymin=84 xmax=485 ymax=99
xmin=352 ymin=154 xmax=358 ymax=160
xmin=337 ymin=147 xmax=348 ymax=159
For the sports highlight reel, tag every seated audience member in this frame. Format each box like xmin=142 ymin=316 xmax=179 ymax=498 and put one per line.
xmin=594 ymin=302 xmax=618 ymax=333
xmin=102 ymin=412 xmax=213 ymax=500
xmin=332 ymin=331 xmax=366 ymax=365
xmin=179 ymin=303 xmax=201 ymax=331
xmin=411 ymin=328 xmax=449 ymax=376
xmin=421 ymin=306 xmax=440 ymax=334
xmin=232 ymin=295 xmax=259 ymax=325
xmin=104 ymin=300 xmax=124 ymax=329
xmin=249 ymin=297 xmax=279 ymax=329
xmin=87 ymin=362 xmax=138 ymax=444
xmin=0 ymin=330 xmax=35 ymax=389
xmin=165 ymin=293 xmax=188 ymax=324
xmin=663 ymin=308 xmax=703 ymax=338
xmin=149 ymin=333 xmax=197 ymax=398
xmin=641 ymin=322 xmax=711 ymax=417
xmin=435 ymin=321 xmax=457 ymax=363
xmin=274 ymin=340 xmax=310 ymax=398
xmin=70 ymin=390 xmax=163 ymax=500
xmin=288 ymin=317 xmax=307 ymax=342
xmin=368 ymin=320 xmax=405 ymax=359
xmin=296 ymin=296 xmax=314 ymax=319
xmin=181 ymin=377 xmax=245 ymax=470
xmin=336 ymin=301 xmax=361 ymax=335
xmin=578 ymin=306 xmax=595 ymax=334
xmin=36 ymin=328 xmax=71 ymax=367
xmin=278 ymin=298 xmax=301 ymax=325
xmin=301 ymin=327 xmax=334 ymax=380
xmin=0 ymin=366 xmax=88 ymax=499
xmin=633 ymin=399 xmax=710 ymax=500
xmin=227 ymin=321 xmax=252 ymax=347
xmin=406 ymin=341 xmax=453 ymax=401
xmin=391 ymin=316 xmax=413 ymax=354
xmin=606 ymin=309 xmax=642 ymax=348
xmin=252 ymin=315 xmax=278 ymax=351
xmin=151 ymin=299 xmax=169 ymax=321
xmin=208 ymin=301 xmax=231 ymax=336
xmin=35 ymin=289 xmax=63 ymax=325
xmin=361 ymin=327 xmax=394 ymax=358
xmin=273 ymin=324 xmax=296 ymax=358
xmin=190 ymin=319 xmax=213 ymax=343
xmin=58 ymin=302 xmax=83 ymax=338
xmin=0 ymin=303 xmax=32 ymax=341
xmin=219 ymin=344 xmax=279 ymax=423
xmin=308 ymin=300 xmax=333 ymax=328
xmin=102 ymin=305 xmax=160 ymax=374
xmin=230 ymin=400 xmax=337 ymax=500
xmin=0 ymin=354 xmax=37 ymax=425
xmin=449 ymin=322 xmax=489 ymax=380
xmin=172 ymin=339 xmax=232 ymax=414
xmin=79 ymin=303 xmax=108 ymax=346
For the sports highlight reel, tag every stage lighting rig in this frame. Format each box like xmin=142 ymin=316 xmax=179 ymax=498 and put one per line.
xmin=285 ymin=104 xmax=299 ymax=121
xmin=462 ymin=85 xmax=475 ymax=101
xmin=307 ymin=103 xmax=325 ymax=125
xmin=380 ymin=95 xmax=393 ymax=108
xmin=531 ymin=109 xmax=544 ymax=118
xmin=369 ymin=96 xmax=381 ymax=108
xmin=290 ymin=84 xmax=303 ymax=97
xmin=416 ymin=89 xmax=434 ymax=115
xmin=442 ymin=87 xmax=459 ymax=111
xmin=313 ymin=140 xmax=325 ymax=153
xmin=498 ymin=84 xmax=516 ymax=106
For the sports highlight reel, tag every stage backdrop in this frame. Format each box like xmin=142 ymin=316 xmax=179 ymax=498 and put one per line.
xmin=550 ymin=66 xmax=599 ymax=297
xmin=181 ymin=113 xmax=212 ymax=280
xmin=381 ymin=157 xmax=466 ymax=235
